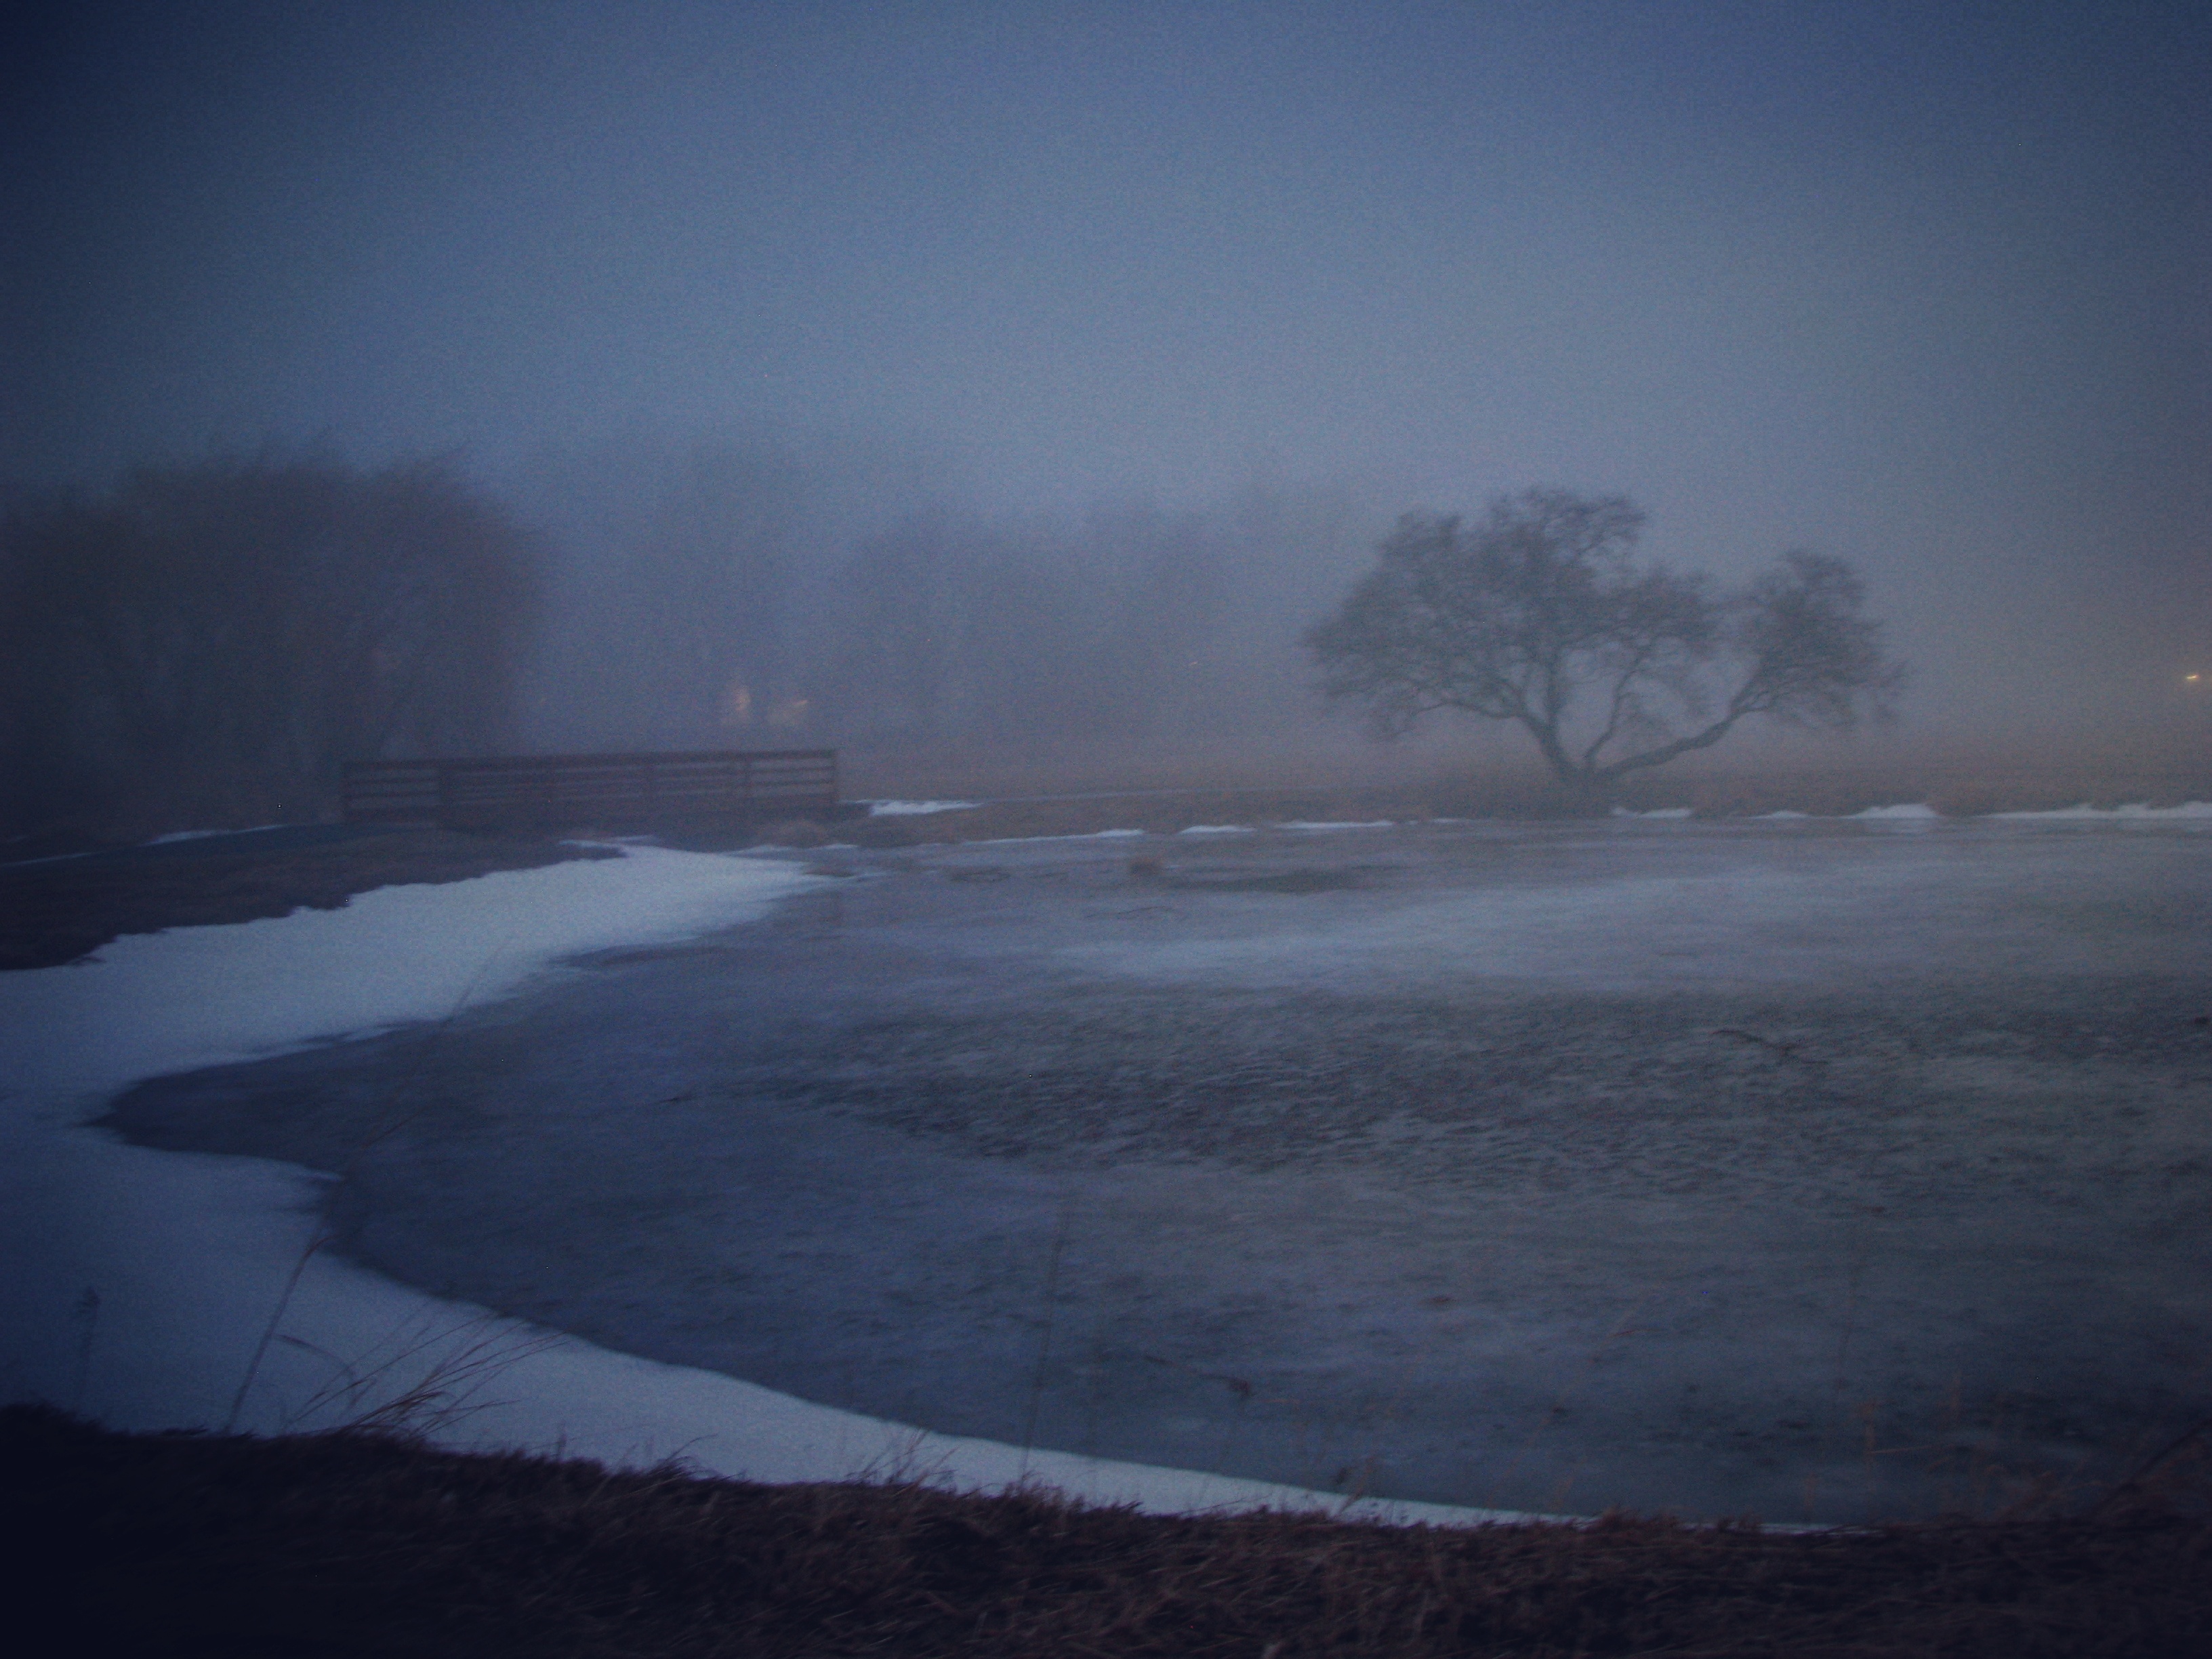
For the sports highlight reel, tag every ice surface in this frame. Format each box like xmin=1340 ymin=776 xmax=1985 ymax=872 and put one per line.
xmin=1279 ymin=819 xmax=1395 ymax=831
xmin=0 ymin=842 xmax=1525 ymax=1527
xmin=23 ymin=817 xmax=2211 ymax=1528
xmin=1062 ymin=825 xmax=2205 ymax=994
xmin=100 ymin=815 xmax=2203 ymax=1524
xmin=1178 ymin=824 xmax=1256 ymax=835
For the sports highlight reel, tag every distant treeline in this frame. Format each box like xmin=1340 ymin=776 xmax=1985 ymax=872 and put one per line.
xmin=516 ymin=443 xmax=1368 ymax=766
xmin=3 ymin=445 xmax=1370 ymax=834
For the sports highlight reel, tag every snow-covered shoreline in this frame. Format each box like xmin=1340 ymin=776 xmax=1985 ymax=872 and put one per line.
xmin=0 ymin=842 xmax=1536 ymax=1528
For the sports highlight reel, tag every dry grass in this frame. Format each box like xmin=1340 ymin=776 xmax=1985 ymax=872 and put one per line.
xmin=9 ymin=1404 xmax=2207 ymax=1658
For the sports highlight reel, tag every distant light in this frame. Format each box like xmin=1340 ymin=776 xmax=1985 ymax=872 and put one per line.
xmin=2190 ymin=673 xmax=2203 ymax=683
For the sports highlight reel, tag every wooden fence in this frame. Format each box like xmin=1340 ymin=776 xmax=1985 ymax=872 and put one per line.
xmin=342 ymin=749 xmax=840 ymax=829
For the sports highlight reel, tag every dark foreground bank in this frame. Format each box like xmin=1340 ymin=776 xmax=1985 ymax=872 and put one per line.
xmin=8 ymin=1406 xmax=2206 ymax=1659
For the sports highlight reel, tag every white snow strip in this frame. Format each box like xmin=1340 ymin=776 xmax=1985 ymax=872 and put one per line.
xmin=145 ymin=824 xmax=289 ymax=844
xmin=1177 ymin=824 xmax=1255 ymax=836
xmin=1278 ymin=819 xmax=1395 ymax=832
xmin=867 ymin=799 xmax=982 ymax=817
xmin=0 ymin=844 xmax=1531 ymax=1528
xmin=1611 ymin=807 xmax=1694 ymax=820
xmin=1757 ymin=811 xmax=1811 ymax=820
xmin=1852 ymin=802 xmax=1942 ymax=821
xmin=968 ymin=828 xmax=1154 ymax=846
xmin=0 ymin=846 xmax=811 ymax=1101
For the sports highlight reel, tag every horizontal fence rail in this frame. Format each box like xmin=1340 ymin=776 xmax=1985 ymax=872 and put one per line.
xmin=342 ymin=749 xmax=840 ymax=829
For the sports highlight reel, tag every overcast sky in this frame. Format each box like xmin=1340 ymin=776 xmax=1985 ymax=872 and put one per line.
xmin=5 ymin=1 xmax=2206 ymax=740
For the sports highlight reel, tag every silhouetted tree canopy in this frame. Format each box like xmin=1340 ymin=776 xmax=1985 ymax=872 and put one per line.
xmin=1 ymin=453 xmax=539 ymax=832
xmin=1305 ymin=489 xmax=1904 ymax=792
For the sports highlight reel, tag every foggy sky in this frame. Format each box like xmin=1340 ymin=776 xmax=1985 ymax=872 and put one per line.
xmin=5 ymin=1 xmax=2207 ymax=747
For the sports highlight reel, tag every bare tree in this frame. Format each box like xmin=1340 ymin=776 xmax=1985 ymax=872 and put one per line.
xmin=1306 ymin=489 xmax=1904 ymax=795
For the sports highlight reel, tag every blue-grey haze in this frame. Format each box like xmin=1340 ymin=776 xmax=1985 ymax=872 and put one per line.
xmin=5 ymin=1 xmax=2206 ymax=753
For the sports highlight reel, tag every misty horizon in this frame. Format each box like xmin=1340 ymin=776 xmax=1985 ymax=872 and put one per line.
xmin=5 ymin=1 xmax=2207 ymax=773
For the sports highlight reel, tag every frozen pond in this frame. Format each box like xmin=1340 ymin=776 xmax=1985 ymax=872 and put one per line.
xmin=110 ymin=817 xmax=2212 ymax=1523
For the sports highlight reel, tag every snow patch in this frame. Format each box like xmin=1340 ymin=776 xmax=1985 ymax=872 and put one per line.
xmin=1853 ymin=803 xmax=1942 ymax=821
xmin=145 ymin=824 xmax=288 ymax=844
xmin=968 ymin=827 xmax=1149 ymax=846
xmin=867 ymin=799 xmax=981 ymax=816
xmin=1279 ymin=819 xmax=1395 ymax=832
xmin=1992 ymin=801 xmax=2212 ymax=822
xmin=1177 ymin=824 xmax=1254 ymax=836
xmin=0 ymin=846 xmax=813 ymax=1101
